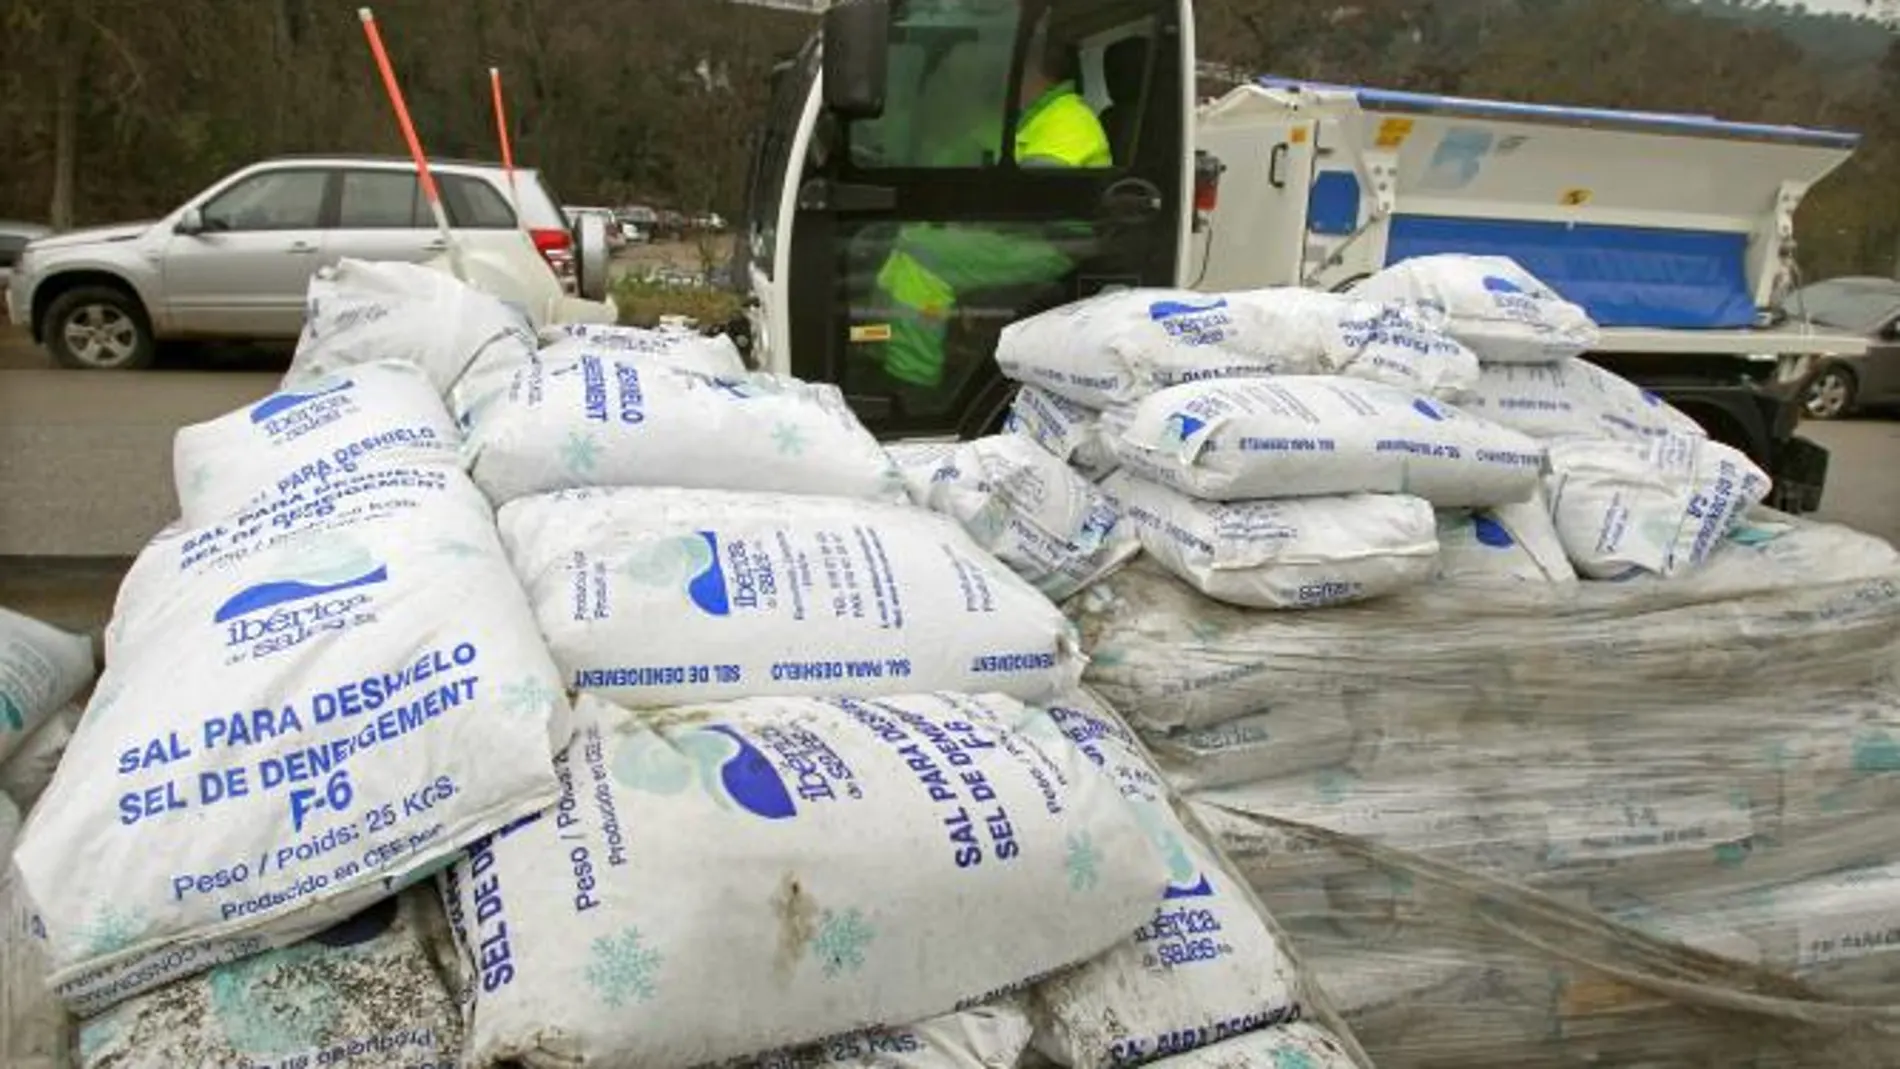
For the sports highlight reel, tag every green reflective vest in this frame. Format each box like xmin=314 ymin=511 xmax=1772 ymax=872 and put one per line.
xmin=876 ymin=82 xmax=1111 ymax=387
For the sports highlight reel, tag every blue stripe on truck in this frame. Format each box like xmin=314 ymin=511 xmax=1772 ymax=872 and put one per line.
xmin=1385 ymin=215 xmax=1758 ymax=330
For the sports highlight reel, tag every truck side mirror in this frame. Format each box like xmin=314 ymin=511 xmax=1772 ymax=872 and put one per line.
xmin=1882 ymin=319 xmax=1900 ymax=342
xmin=174 ymin=208 xmax=205 ymax=236
xmin=822 ymin=0 xmax=889 ymax=121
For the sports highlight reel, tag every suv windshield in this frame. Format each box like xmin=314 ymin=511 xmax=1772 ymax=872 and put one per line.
xmin=1786 ymin=280 xmax=1900 ymax=332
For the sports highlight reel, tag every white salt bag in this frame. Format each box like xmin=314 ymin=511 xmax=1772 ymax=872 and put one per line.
xmin=0 ymin=703 xmax=80 ymax=811
xmin=744 ymin=1000 xmax=1033 ymax=1069
xmin=13 ymin=465 xmax=569 ymax=1015
xmin=463 ymin=355 xmax=903 ymax=505
xmin=76 ymin=891 xmax=462 ymax=1069
xmin=1433 ymin=494 xmax=1577 ymax=586
xmin=1032 ymin=696 xmax=1301 ymax=1069
xmin=1105 ymin=474 xmax=1437 ymax=609
xmin=1142 ymin=1023 xmax=1360 ymax=1069
xmin=1545 ymin=433 xmax=1771 ymax=580
xmin=894 ymin=435 xmax=1140 ymax=601
xmin=0 ymin=607 xmax=93 ymax=767
xmin=539 ymin=323 xmax=748 ymax=378
xmin=287 ymin=258 xmax=537 ymax=395
xmin=3 ymin=858 xmax=71 ymax=1069
xmin=1004 ymin=386 xmax=1121 ymax=480
xmin=1453 ymin=360 xmax=1706 ymax=443
xmin=1113 ymin=377 xmax=1543 ymax=507
xmin=173 ymin=360 xmax=462 ymax=526
xmin=996 ymin=288 xmax=1479 ymax=409
xmin=443 ymin=693 xmax=1169 ymax=1069
xmin=499 ymin=487 xmax=1083 ymax=707
xmin=1353 ymin=254 xmax=1599 ymax=364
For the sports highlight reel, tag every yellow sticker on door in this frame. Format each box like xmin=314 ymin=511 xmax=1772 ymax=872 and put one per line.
xmin=850 ymin=323 xmax=893 ymax=343
xmin=1561 ymin=188 xmax=1594 ymax=206
xmin=1375 ymin=118 xmax=1415 ymax=148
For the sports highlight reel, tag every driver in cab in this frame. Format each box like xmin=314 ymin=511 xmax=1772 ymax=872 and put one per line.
xmin=873 ymin=10 xmax=1112 ymax=401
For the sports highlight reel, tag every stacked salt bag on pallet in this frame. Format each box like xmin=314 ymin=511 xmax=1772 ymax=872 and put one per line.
xmin=1 ymin=607 xmax=96 ymax=1069
xmin=5 ymin=263 xmax=561 ymax=1067
xmin=1065 ymin=256 xmax=1900 ymax=1066
xmin=995 ymin=282 xmax=1542 ymax=610
xmin=444 ymin=312 xmax=1373 ymax=1067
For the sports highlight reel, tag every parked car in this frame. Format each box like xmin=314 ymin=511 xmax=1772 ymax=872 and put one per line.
xmin=0 ymin=221 xmax=51 ymax=303
xmin=1782 ymin=277 xmax=1900 ymax=419
xmin=5 ymin=155 xmax=588 ymax=370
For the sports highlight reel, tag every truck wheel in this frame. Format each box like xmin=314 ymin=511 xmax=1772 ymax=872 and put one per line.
xmin=1803 ymin=365 xmax=1857 ymax=420
xmin=43 ymin=286 xmax=155 ymax=370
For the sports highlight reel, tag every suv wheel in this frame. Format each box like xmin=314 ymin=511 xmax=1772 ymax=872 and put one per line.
xmin=44 ymin=286 xmax=155 ymax=370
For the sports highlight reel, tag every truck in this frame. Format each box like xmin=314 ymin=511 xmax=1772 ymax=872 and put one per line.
xmin=730 ymin=0 xmax=1868 ymax=512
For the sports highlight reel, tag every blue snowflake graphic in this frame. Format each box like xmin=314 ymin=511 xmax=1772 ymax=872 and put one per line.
xmin=501 ymin=677 xmax=561 ymax=719
xmin=561 ymin=431 xmax=602 ymax=476
xmin=810 ymin=908 xmax=875 ymax=977
xmin=431 ymin=538 xmax=486 ymax=560
xmin=585 ymin=927 xmax=664 ymax=1007
xmin=772 ymin=422 xmax=809 ymax=457
xmin=1065 ymin=832 xmax=1101 ymax=891
xmin=81 ymin=903 xmax=147 ymax=957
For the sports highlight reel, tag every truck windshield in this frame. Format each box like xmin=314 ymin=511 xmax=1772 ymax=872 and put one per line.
xmin=848 ymin=0 xmax=1023 ymax=168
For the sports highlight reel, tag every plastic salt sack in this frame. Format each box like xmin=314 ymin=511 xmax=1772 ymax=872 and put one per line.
xmin=1144 ymin=707 xmax=1361 ymax=793
xmin=891 ymin=435 xmax=1141 ymax=601
xmin=0 ymin=703 xmax=80 ymax=811
xmin=1004 ymin=386 xmax=1121 ymax=480
xmin=172 ymin=360 xmax=462 ymax=526
xmin=1544 ymin=433 xmax=1771 ymax=579
xmin=462 ymin=355 xmax=903 ymax=506
xmin=0 ymin=789 xmax=17 ymax=865
xmin=0 ymin=607 xmax=94 ymax=767
xmin=995 ymin=287 xmax=1479 ymax=409
xmin=1140 ymin=1023 xmax=1360 ymax=1069
xmin=442 ymin=692 xmax=1169 ymax=1069
xmin=1104 ymin=473 xmax=1437 ymax=609
xmin=1453 ymin=360 xmax=1706 ymax=443
xmin=13 ymin=464 xmax=569 ymax=1015
xmin=287 ymin=258 xmax=537 ymax=396
xmin=1352 ymin=254 xmax=1599 ymax=364
xmin=1433 ymin=494 xmax=1578 ymax=586
xmin=539 ymin=323 xmax=748 ymax=378
xmin=741 ymin=1000 xmax=1033 ymax=1069
xmin=2 ymin=856 xmax=71 ymax=1069
xmin=1113 ymin=377 xmax=1544 ymax=507
xmin=1031 ymin=696 xmax=1301 ymax=1068
xmin=499 ymin=486 xmax=1084 ymax=707
xmin=75 ymin=890 xmax=462 ymax=1069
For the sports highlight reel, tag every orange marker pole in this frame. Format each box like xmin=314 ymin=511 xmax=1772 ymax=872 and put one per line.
xmin=489 ymin=67 xmax=523 ymax=224
xmin=358 ymin=7 xmax=465 ymax=278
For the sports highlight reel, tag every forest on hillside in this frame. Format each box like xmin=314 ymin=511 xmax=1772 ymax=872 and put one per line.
xmin=1 ymin=0 xmax=1895 ymax=277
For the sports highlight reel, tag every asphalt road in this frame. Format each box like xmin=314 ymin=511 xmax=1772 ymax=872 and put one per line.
xmin=1 ymin=343 xmax=1897 ymax=634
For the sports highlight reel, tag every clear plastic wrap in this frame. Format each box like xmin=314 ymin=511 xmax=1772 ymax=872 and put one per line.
xmin=1070 ymin=514 xmax=1900 ymax=1066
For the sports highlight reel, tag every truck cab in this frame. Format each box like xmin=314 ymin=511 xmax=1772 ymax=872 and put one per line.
xmin=736 ymin=0 xmax=1195 ymax=439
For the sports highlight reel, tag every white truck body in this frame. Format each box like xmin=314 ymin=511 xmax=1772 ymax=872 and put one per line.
xmin=1189 ymin=80 xmax=1867 ymax=358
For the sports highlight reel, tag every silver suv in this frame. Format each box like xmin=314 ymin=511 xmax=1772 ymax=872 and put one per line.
xmin=6 ymin=155 xmax=582 ymax=370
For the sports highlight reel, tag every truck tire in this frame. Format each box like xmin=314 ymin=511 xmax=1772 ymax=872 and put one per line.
xmin=1803 ymin=365 xmax=1857 ymax=421
xmin=42 ymin=286 xmax=156 ymax=371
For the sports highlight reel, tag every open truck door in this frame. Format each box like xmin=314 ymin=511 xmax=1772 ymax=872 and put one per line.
xmin=744 ymin=0 xmax=1194 ymax=439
